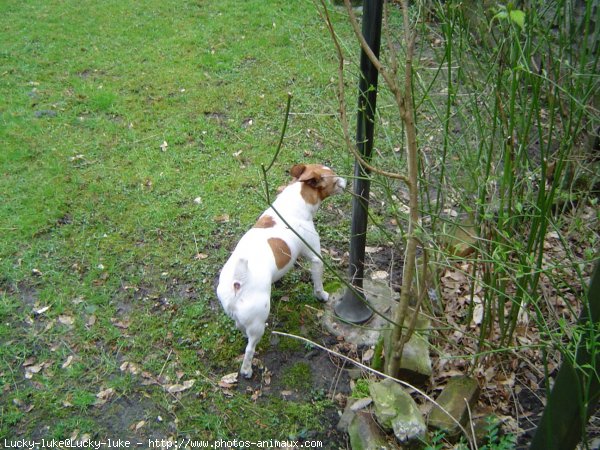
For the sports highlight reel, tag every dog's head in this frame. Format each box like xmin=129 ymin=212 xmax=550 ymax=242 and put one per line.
xmin=289 ymin=164 xmax=347 ymax=204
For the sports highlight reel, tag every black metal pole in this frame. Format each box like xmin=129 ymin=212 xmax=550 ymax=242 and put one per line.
xmin=335 ymin=0 xmax=383 ymax=323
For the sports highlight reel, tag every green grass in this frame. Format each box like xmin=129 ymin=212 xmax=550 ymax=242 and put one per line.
xmin=0 ymin=0 xmax=353 ymax=442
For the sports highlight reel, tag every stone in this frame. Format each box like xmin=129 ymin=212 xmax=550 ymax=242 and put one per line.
xmin=337 ymin=397 xmax=374 ymax=432
xmin=428 ymin=376 xmax=481 ymax=437
xmin=440 ymin=214 xmax=478 ymax=258
xmin=396 ymin=332 xmax=432 ymax=385
xmin=369 ymin=378 xmax=427 ymax=443
xmin=348 ymin=411 xmax=392 ymax=450
xmin=383 ymin=310 xmax=433 ymax=386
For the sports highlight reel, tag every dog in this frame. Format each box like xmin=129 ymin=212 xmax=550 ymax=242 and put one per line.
xmin=216 ymin=164 xmax=347 ymax=378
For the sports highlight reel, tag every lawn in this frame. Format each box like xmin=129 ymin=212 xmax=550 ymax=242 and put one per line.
xmin=1 ymin=0 xmax=355 ymax=444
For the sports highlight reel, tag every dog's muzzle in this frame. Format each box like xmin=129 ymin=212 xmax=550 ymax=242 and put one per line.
xmin=335 ymin=177 xmax=347 ymax=193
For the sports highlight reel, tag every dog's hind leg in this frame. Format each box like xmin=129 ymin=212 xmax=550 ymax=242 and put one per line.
xmin=240 ymin=321 xmax=265 ymax=378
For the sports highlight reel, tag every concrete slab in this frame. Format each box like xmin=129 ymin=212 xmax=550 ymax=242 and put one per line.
xmin=322 ymin=279 xmax=397 ymax=347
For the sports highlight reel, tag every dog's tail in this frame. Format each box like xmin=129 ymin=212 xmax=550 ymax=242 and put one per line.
xmin=232 ymin=258 xmax=248 ymax=295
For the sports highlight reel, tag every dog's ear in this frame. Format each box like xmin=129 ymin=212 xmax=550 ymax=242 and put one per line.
xmin=289 ymin=164 xmax=306 ymax=179
xmin=302 ymin=173 xmax=323 ymax=189
xmin=290 ymin=164 xmax=325 ymax=189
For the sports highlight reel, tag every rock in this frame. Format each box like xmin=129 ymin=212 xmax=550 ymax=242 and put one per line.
xmin=383 ymin=310 xmax=433 ymax=386
xmin=440 ymin=214 xmax=478 ymax=257
xmin=337 ymin=397 xmax=373 ymax=432
xmin=369 ymin=378 xmax=426 ymax=443
xmin=396 ymin=332 xmax=432 ymax=385
xmin=348 ymin=411 xmax=392 ymax=450
xmin=337 ymin=398 xmax=356 ymax=432
xmin=428 ymin=376 xmax=480 ymax=437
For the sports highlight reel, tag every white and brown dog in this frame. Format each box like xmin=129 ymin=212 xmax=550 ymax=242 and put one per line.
xmin=216 ymin=164 xmax=346 ymax=378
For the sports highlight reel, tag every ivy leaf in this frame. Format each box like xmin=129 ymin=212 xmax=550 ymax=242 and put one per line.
xmin=491 ymin=7 xmax=526 ymax=32
xmin=509 ymin=9 xmax=526 ymax=31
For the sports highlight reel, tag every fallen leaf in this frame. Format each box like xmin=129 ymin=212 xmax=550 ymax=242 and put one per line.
xmin=140 ymin=371 xmax=159 ymax=386
xmin=87 ymin=314 xmax=96 ymax=326
xmin=120 ymin=361 xmax=140 ymax=375
xmin=444 ymin=270 xmax=467 ymax=282
xmin=194 ymin=253 xmax=208 ymax=260
xmin=160 ymin=140 xmax=168 ymax=152
xmin=23 ymin=357 xmax=37 ymax=367
xmin=361 ymin=348 xmax=375 ymax=363
xmin=472 ymin=304 xmax=484 ymax=325
xmin=166 ymin=379 xmax=195 ymax=393
xmin=33 ymin=305 xmax=51 ymax=315
xmin=95 ymin=387 xmax=115 ymax=406
xmin=350 ymin=397 xmax=373 ymax=411
xmin=262 ymin=370 xmax=272 ymax=386
xmin=333 ymin=392 xmax=347 ymax=406
xmin=62 ymin=355 xmax=74 ymax=369
xmin=58 ymin=315 xmax=75 ymax=326
xmin=499 ymin=372 xmax=515 ymax=387
xmin=25 ymin=364 xmax=43 ymax=379
xmin=219 ymin=372 xmax=238 ymax=388
xmin=43 ymin=320 xmax=55 ymax=332
xmin=214 ymin=214 xmax=230 ymax=223
xmin=134 ymin=420 xmax=146 ymax=431
xmin=370 ymin=270 xmax=389 ymax=280
xmin=111 ymin=318 xmax=130 ymax=329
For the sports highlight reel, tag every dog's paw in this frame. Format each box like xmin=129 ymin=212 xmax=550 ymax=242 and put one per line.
xmin=240 ymin=365 xmax=253 ymax=379
xmin=315 ymin=290 xmax=329 ymax=302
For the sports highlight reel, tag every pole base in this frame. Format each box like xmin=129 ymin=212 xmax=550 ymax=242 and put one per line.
xmin=334 ymin=288 xmax=374 ymax=324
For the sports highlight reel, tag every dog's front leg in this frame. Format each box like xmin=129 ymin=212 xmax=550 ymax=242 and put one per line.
xmin=309 ymin=255 xmax=329 ymax=302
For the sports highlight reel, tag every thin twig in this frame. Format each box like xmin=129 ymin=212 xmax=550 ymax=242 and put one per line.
xmin=158 ymin=349 xmax=173 ymax=379
xmin=260 ymin=93 xmax=293 ymax=204
xmin=465 ymin=398 xmax=478 ymax=450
